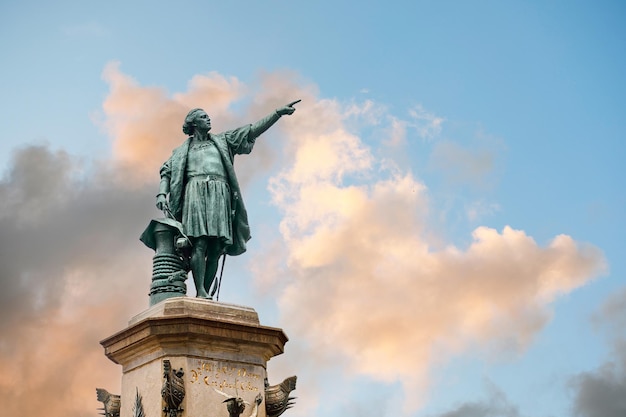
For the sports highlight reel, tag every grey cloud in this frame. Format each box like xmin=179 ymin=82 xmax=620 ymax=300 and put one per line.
xmin=0 ymin=146 xmax=75 ymax=337
xmin=0 ymin=145 xmax=153 ymax=333
xmin=0 ymin=145 xmax=74 ymax=221
xmin=570 ymin=288 xmax=626 ymax=417
xmin=593 ymin=287 xmax=626 ymax=337
xmin=0 ymin=144 xmax=157 ymax=416
xmin=429 ymin=384 xmax=522 ymax=417
xmin=571 ymin=364 xmax=626 ymax=417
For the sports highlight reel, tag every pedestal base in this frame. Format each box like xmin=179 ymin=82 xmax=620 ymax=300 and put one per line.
xmin=101 ymin=297 xmax=288 ymax=417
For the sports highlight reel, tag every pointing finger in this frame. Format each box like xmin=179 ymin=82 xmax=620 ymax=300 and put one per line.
xmin=287 ymin=99 xmax=301 ymax=107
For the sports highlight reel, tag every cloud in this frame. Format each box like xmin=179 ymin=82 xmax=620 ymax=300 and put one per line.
xmin=259 ymin=92 xmax=607 ymax=413
xmin=0 ymin=145 xmax=83 ymax=224
xmin=571 ymin=364 xmax=626 ymax=417
xmin=343 ymin=99 xmax=386 ymax=126
xmin=98 ymin=63 xmax=311 ymax=189
xmin=570 ymin=288 xmax=626 ymax=417
xmin=429 ymin=381 xmax=522 ymax=417
xmin=408 ymin=104 xmax=444 ymax=140
xmin=428 ymin=140 xmax=496 ymax=188
xmin=99 ymin=62 xmax=250 ymax=185
xmin=378 ymin=105 xmax=442 ymax=149
xmin=466 ymin=200 xmax=500 ymax=222
xmin=384 ymin=116 xmax=408 ymax=148
xmin=0 ymin=145 xmax=153 ymax=416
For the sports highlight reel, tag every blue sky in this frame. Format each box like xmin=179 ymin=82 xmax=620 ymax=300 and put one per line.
xmin=1 ymin=1 xmax=625 ymax=417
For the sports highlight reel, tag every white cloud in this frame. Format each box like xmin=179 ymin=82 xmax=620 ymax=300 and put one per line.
xmin=466 ymin=200 xmax=501 ymax=222
xmin=385 ymin=116 xmax=408 ymax=147
xmin=408 ymin=104 xmax=444 ymax=140
xmin=259 ymin=90 xmax=606 ymax=414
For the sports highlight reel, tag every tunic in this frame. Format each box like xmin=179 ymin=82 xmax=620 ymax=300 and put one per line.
xmin=160 ymin=125 xmax=256 ymax=256
xmin=182 ymin=139 xmax=232 ymax=244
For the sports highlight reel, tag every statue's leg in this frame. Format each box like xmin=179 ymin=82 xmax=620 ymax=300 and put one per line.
xmin=203 ymin=239 xmax=221 ymax=298
xmin=190 ymin=237 xmax=210 ymax=298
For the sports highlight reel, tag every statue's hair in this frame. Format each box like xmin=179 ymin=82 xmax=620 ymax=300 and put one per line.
xmin=182 ymin=108 xmax=205 ymax=136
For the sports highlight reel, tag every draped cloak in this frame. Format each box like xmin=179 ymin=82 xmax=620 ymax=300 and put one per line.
xmin=160 ymin=125 xmax=255 ymax=256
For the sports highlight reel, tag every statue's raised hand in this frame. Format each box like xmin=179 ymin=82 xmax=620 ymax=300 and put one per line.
xmin=276 ymin=99 xmax=301 ymax=116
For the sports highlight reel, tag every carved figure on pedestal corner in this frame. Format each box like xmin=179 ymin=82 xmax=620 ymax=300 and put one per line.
xmin=162 ymin=359 xmax=185 ymax=417
xmin=214 ymin=388 xmax=263 ymax=417
xmin=155 ymin=100 xmax=300 ymax=300
xmin=96 ymin=388 xmax=121 ymax=417
xmin=133 ymin=388 xmax=146 ymax=417
xmin=265 ymin=376 xmax=297 ymax=417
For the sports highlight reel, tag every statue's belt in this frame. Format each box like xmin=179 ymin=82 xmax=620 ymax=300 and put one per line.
xmin=188 ymin=174 xmax=228 ymax=183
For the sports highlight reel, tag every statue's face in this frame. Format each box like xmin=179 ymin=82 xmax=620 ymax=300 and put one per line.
xmin=194 ymin=111 xmax=212 ymax=132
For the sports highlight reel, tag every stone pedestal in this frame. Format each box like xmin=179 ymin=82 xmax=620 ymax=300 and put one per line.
xmin=101 ymin=297 xmax=288 ymax=417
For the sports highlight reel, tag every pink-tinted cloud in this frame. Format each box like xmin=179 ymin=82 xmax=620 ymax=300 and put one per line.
xmin=99 ymin=63 xmax=310 ymax=189
xmin=100 ymin=62 xmax=247 ymax=184
xmin=258 ymin=95 xmax=607 ymax=413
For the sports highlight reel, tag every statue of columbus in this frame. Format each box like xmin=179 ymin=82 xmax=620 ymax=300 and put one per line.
xmin=155 ymin=100 xmax=299 ymax=299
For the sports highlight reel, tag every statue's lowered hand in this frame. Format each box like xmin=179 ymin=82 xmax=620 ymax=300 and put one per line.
xmin=276 ymin=99 xmax=301 ymax=116
xmin=156 ymin=194 xmax=169 ymax=212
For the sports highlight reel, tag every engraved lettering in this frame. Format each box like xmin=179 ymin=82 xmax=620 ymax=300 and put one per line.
xmin=193 ymin=360 xmax=261 ymax=393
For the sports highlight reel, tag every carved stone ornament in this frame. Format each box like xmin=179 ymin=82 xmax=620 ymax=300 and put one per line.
xmin=133 ymin=388 xmax=146 ymax=417
xmin=214 ymin=389 xmax=263 ymax=417
xmin=162 ymin=359 xmax=185 ymax=417
xmin=265 ymin=376 xmax=297 ymax=417
xmin=96 ymin=388 xmax=121 ymax=417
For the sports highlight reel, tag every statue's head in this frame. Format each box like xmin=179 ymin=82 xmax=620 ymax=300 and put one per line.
xmin=182 ymin=108 xmax=211 ymax=135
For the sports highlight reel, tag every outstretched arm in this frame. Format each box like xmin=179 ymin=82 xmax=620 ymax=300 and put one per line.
xmin=249 ymin=100 xmax=300 ymax=140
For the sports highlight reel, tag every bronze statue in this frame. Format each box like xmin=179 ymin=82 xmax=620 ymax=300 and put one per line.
xmin=214 ymin=389 xmax=263 ymax=417
xmin=265 ymin=376 xmax=297 ymax=417
xmin=96 ymin=388 xmax=121 ymax=417
xmin=156 ymin=101 xmax=300 ymax=299
xmin=162 ymin=359 xmax=185 ymax=417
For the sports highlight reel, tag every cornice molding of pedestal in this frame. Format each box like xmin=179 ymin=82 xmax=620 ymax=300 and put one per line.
xmin=100 ymin=297 xmax=288 ymax=371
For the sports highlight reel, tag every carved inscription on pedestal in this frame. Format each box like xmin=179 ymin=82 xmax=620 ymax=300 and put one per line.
xmin=189 ymin=360 xmax=262 ymax=393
